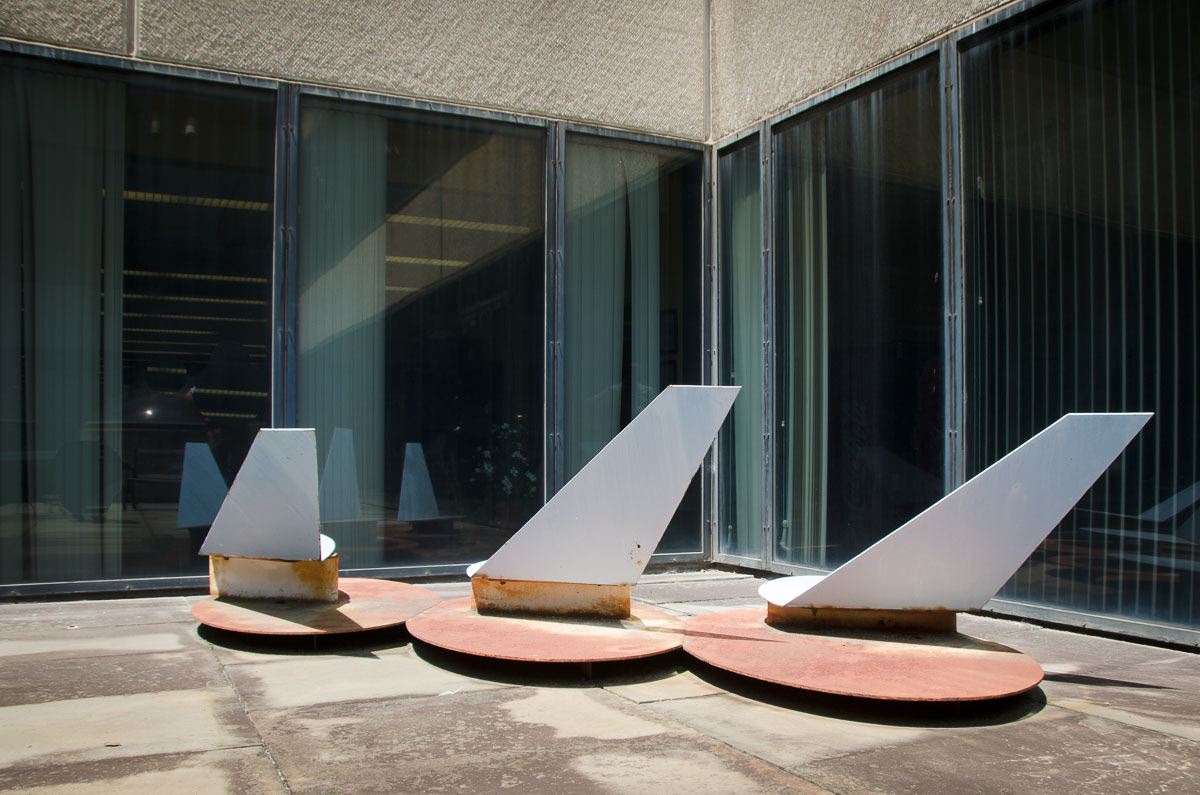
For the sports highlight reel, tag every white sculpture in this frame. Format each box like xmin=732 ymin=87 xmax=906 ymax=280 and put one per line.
xmin=467 ymin=384 xmax=740 ymax=617
xmin=398 ymin=442 xmax=441 ymax=521
xmin=200 ymin=428 xmax=339 ymax=602
xmin=759 ymin=412 xmax=1152 ymax=628
xmin=319 ymin=427 xmax=361 ymax=523
xmin=176 ymin=442 xmax=228 ymax=529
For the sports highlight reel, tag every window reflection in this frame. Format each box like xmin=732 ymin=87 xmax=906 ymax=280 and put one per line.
xmin=964 ymin=0 xmax=1200 ymax=627
xmin=563 ymin=136 xmax=704 ymax=554
xmin=718 ymin=141 xmax=763 ymax=560
xmin=0 ymin=60 xmax=274 ymax=583
xmin=297 ymin=101 xmax=544 ymax=569
xmin=774 ymin=61 xmax=943 ymax=568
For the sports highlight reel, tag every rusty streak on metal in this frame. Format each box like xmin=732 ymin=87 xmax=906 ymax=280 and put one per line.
xmin=471 ymin=576 xmax=632 ymax=618
xmin=765 ymin=604 xmax=958 ymax=633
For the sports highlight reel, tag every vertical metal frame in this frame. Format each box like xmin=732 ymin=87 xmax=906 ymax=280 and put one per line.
xmin=545 ymin=122 xmax=566 ymax=501
xmin=940 ymin=40 xmax=967 ymax=492
xmin=759 ymin=122 xmax=776 ymax=568
xmin=710 ymin=130 xmax=771 ymax=569
xmin=274 ymin=84 xmax=300 ymax=428
xmin=700 ymin=142 xmax=718 ymax=561
xmin=699 ymin=146 xmax=715 ymax=561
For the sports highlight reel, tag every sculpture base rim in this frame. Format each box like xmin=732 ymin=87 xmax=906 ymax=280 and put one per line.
xmin=191 ymin=578 xmax=440 ymax=636
xmin=407 ymin=596 xmax=682 ymax=663
xmin=684 ymin=608 xmax=1043 ymax=702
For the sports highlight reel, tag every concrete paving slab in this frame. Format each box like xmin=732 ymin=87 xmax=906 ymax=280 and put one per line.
xmin=647 ymin=691 xmax=935 ymax=770
xmin=0 ymin=623 xmax=203 ymax=661
xmin=633 ymin=576 xmax=768 ymax=604
xmin=0 ymin=650 xmax=225 ymax=707
xmin=253 ymin=686 xmax=816 ymax=793
xmin=806 ymin=705 xmax=1200 ymax=794
xmin=658 ymin=598 xmax=763 ymax=614
xmin=0 ymin=598 xmax=193 ymax=635
xmin=603 ymin=669 xmax=727 ymax=704
xmin=225 ymin=644 xmax=513 ymax=711
xmin=0 ymin=747 xmax=285 ymax=794
xmin=638 ymin=570 xmax=757 ymax=583
xmin=0 ymin=689 xmax=260 ymax=768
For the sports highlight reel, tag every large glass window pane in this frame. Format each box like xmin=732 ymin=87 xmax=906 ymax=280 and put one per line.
xmin=964 ymin=0 xmax=1199 ymax=628
xmin=0 ymin=58 xmax=275 ymax=585
xmin=718 ymin=140 xmax=763 ymax=559
xmin=297 ymin=100 xmax=544 ymax=570
xmin=774 ymin=61 xmax=943 ymax=568
xmin=564 ymin=136 xmax=703 ymax=554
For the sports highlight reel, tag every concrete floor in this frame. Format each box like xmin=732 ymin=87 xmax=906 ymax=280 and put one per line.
xmin=0 ymin=570 xmax=1197 ymax=793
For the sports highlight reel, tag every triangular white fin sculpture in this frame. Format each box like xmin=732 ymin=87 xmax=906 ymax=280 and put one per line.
xmin=200 ymin=428 xmax=330 ymax=562
xmin=176 ymin=442 xmax=228 ymax=529
xmin=319 ymin=427 xmax=361 ymax=522
xmin=398 ymin=442 xmax=440 ymax=521
xmin=472 ymin=385 xmax=740 ymax=586
xmin=760 ymin=412 xmax=1152 ymax=611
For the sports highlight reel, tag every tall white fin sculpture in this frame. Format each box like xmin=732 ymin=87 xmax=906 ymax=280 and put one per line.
xmin=682 ymin=412 xmax=1153 ymax=702
xmin=468 ymin=384 xmax=740 ymax=617
xmin=176 ymin=442 xmax=228 ymax=529
xmin=200 ymin=428 xmax=339 ymax=603
xmin=758 ymin=412 xmax=1152 ymax=624
xmin=319 ymin=428 xmax=362 ymax=523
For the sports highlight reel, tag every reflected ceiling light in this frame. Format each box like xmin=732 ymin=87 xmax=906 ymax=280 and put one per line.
xmin=184 ymin=116 xmax=197 ymax=135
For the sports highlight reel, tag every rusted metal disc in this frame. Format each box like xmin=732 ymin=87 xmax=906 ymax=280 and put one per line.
xmin=191 ymin=578 xmax=441 ymax=636
xmin=684 ymin=608 xmax=1044 ymax=702
xmin=407 ymin=597 xmax=684 ymax=663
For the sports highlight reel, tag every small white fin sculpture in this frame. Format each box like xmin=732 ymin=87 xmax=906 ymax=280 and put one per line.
xmin=759 ymin=412 xmax=1151 ymax=628
xmin=319 ymin=427 xmax=361 ymax=522
xmin=469 ymin=385 xmax=739 ymax=617
xmin=398 ymin=442 xmax=440 ymax=521
xmin=200 ymin=428 xmax=339 ymax=602
xmin=177 ymin=442 xmax=228 ymax=529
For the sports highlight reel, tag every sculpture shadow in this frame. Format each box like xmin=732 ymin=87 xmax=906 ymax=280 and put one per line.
xmin=410 ymin=637 xmax=689 ymax=688
xmin=685 ymin=657 xmax=1049 ymax=728
xmin=196 ymin=622 xmax=408 ymax=657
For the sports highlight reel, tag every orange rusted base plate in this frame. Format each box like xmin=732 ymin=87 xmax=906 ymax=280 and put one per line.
xmin=407 ymin=596 xmax=683 ymax=663
xmin=684 ymin=608 xmax=1044 ymax=702
xmin=191 ymin=578 xmax=441 ymax=636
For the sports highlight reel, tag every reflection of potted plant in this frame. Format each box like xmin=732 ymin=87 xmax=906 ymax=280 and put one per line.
xmin=471 ymin=416 xmax=538 ymax=526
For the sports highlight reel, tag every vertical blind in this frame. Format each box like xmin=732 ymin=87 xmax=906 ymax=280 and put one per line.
xmin=964 ymin=0 xmax=1199 ymax=626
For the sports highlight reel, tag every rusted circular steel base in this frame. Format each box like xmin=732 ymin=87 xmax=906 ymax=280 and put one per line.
xmin=407 ymin=597 xmax=683 ymax=663
xmin=191 ymin=578 xmax=440 ymax=636
xmin=684 ymin=608 xmax=1044 ymax=702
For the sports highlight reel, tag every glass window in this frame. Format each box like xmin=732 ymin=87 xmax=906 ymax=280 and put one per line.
xmin=0 ymin=58 xmax=275 ymax=584
xmin=563 ymin=136 xmax=704 ymax=554
xmin=774 ymin=61 xmax=943 ymax=568
xmin=964 ymin=0 xmax=1199 ymax=627
xmin=718 ymin=140 xmax=763 ymax=559
xmin=296 ymin=100 xmax=545 ymax=569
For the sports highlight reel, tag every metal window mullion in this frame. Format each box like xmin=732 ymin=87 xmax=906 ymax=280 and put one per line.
xmin=546 ymin=122 xmax=566 ymax=500
xmin=760 ymin=121 xmax=775 ymax=567
xmin=941 ymin=40 xmax=967 ymax=492
xmin=272 ymin=83 xmax=300 ymax=429
xmin=702 ymin=145 xmax=716 ymax=561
